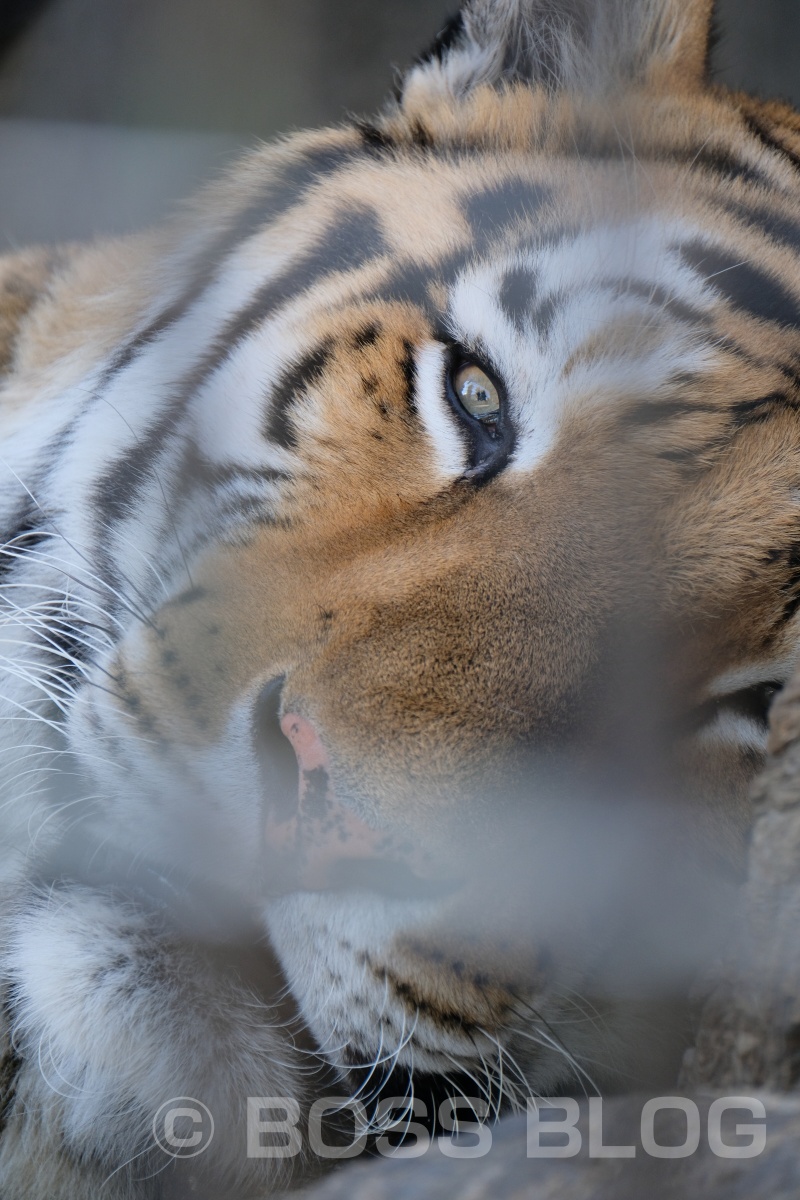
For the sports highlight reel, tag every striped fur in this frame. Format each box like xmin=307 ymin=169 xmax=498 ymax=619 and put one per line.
xmin=1 ymin=0 xmax=800 ymax=1195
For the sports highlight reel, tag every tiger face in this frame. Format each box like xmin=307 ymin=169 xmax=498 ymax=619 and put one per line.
xmin=4 ymin=0 xmax=800 ymax=1122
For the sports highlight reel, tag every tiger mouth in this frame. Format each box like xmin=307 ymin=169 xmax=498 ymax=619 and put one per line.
xmin=341 ymin=1063 xmax=511 ymax=1140
xmin=254 ymin=675 xmax=461 ymax=901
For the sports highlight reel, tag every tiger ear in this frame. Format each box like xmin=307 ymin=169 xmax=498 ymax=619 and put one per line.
xmin=403 ymin=0 xmax=714 ymax=101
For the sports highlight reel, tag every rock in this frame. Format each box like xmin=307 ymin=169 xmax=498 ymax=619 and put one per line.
xmin=285 ymin=1094 xmax=800 ymax=1200
xmin=684 ymin=673 xmax=800 ymax=1093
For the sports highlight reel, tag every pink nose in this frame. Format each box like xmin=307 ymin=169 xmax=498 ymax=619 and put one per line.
xmin=262 ymin=712 xmax=453 ymax=897
xmin=263 ymin=712 xmax=395 ymax=891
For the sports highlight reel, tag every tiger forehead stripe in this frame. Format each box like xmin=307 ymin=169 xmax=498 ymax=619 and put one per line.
xmin=91 ymin=204 xmax=388 ymax=538
xmin=498 ymin=266 xmax=539 ymax=333
xmin=191 ymin=204 xmax=387 ymax=385
xmin=27 ymin=133 xmax=377 ymax=573
xmin=462 ymin=178 xmax=553 ymax=239
xmin=97 ymin=132 xmax=367 ymax=390
xmin=678 ymin=240 xmax=800 ymax=328
xmin=366 ymin=178 xmax=559 ymax=314
xmin=562 ymin=130 xmax=770 ymax=189
xmin=90 ymin=161 xmax=563 ymax=551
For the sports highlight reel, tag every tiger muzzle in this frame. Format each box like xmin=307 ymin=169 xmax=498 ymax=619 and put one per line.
xmin=256 ymin=678 xmax=459 ymax=900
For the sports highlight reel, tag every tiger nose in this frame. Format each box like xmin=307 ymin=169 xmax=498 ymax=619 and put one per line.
xmin=270 ymin=711 xmax=386 ymax=886
xmin=263 ymin=711 xmax=454 ymax=898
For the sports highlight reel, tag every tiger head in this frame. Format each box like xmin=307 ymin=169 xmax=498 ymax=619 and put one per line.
xmin=9 ymin=0 xmax=800 ymax=1109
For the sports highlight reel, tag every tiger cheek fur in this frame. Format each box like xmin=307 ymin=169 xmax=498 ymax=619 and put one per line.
xmin=3 ymin=0 xmax=800 ymax=1195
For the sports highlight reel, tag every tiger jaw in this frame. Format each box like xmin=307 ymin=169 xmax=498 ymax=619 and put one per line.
xmin=262 ymin=889 xmax=573 ymax=1095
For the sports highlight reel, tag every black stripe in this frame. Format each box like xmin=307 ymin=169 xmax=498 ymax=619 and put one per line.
xmin=94 ymin=410 xmax=179 ymax=528
xmin=265 ymin=341 xmax=334 ymax=449
xmin=783 ymin=589 xmax=800 ymax=624
xmin=208 ymin=463 xmax=288 ymax=486
xmin=352 ymin=323 xmax=380 ymax=349
xmin=0 ymin=514 xmax=51 ymax=582
xmin=1 ymin=423 xmax=79 ymax=532
xmin=527 ymin=224 xmax=582 ymax=253
xmin=743 ymin=113 xmax=800 ymax=175
xmin=679 ymin=240 xmax=800 ymax=329
xmin=623 ymin=398 xmax=718 ymax=427
xmin=686 ymin=146 xmax=764 ymax=187
xmin=626 ymin=391 xmax=796 ymax=437
xmin=505 ymin=271 xmax=708 ymax=344
xmin=399 ymin=339 xmax=417 ymax=417
xmin=721 ymin=198 xmax=800 ymax=253
xmin=463 ymin=180 xmax=552 ymax=247
xmin=173 ymin=439 xmax=289 ymax=508
xmin=217 ymin=495 xmax=291 ymax=527
xmin=373 ymin=241 xmax=500 ymax=316
xmin=730 ymin=392 xmax=796 ymax=428
xmin=713 ymin=336 xmax=763 ymax=370
xmin=354 ymin=121 xmax=395 ymax=155
xmin=498 ymin=266 xmax=538 ymax=332
xmin=657 ymin=438 xmax=726 ymax=466
xmin=0 ymin=522 xmax=93 ymax=685
xmin=45 ymin=617 xmax=93 ymax=687
xmin=375 ymin=229 xmax=573 ymax=327
xmin=373 ymin=258 xmax=440 ymax=314
xmin=566 ymin=133 xmax=766 ymax=186
xmin=163 ymin=585 xmax=208 ymax=609
xmin=410 ymin=120 xmax=434 ymax=149
xmin=0 ymin=1001 xmax=22 ymax=1138
xmin=780 ymin=361 xmax=800 ymax=390
xmin=763 ymin=540 xmax=800 ymax=626
xmin=529 ymin=292 xmax=562 ymax=339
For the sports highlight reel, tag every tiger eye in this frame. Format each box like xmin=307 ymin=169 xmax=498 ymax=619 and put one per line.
xmin=453 ymin=363 xmax=501 ymax=421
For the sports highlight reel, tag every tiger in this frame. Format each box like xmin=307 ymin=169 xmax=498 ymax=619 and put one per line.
xmin=1 ymin=0 xmax=800 ymax=1195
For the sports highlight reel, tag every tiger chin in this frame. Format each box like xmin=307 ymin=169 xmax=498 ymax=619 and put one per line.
xmin=1 ymin=0 xmax=799 ymax=1196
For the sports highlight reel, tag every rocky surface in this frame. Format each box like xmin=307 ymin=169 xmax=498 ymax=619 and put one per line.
xmin=683 ymin=673 xmax=800 ymax=1092
xmin=286 ymin=1094 xmax=800 ymax=1199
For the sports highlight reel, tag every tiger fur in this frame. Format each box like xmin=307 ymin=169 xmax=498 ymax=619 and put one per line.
xmin=2 ymin=0 xmax=800 ymax=1195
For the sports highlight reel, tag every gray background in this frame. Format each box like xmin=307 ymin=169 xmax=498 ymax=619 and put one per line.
xmin=0 ymin=0 xmax=798 ymax=247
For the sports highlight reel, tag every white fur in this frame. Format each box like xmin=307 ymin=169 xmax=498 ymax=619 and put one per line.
xmin=2 ymin=888 xmax=309 ymax=1197
xmin=414 ymin=342 xmax=469 ymax=480
xmin=447 ymin=217 xmax=721 ymax=475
